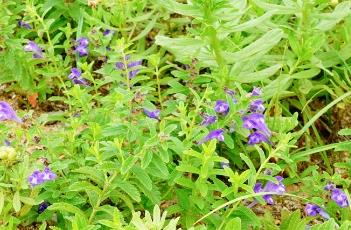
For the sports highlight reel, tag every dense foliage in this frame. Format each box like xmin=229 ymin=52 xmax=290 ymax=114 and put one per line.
xmin=1 ymin=0 xmax=351 ymax=229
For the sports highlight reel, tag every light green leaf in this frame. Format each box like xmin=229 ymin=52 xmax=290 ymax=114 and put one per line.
xmin=13 ymin=191 xmax=21 ymax=213
xmin=114 ymin=179 xmax=141 ymax=202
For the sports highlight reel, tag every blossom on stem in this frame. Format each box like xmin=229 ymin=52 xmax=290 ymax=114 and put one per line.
xmin=198 ymin=129 xmax=225 ymax=145
xmin=251 ymin=87 xmax=262 ymax=96
xmin=28 ymin=167 xmax=56 ymax=187
xmin=254 ymin=176 xmax=285 ymax=204
xmin=75 ymin=37 xmax=89 ymax=57
xmin=24 ymin=41 xmax=43 ymax=59
xmin=0 ymin=101 xmax=22 ymax=123
xmin=248 ymin=131 xmax=270 ymax=145
xmin=331 ymin=188 xmax=349 ymax=208
xmin=115 ymin=55 xmax=142 ymax=79
xmin=38 ymin=202 xmax=49 ymax=213
xmin=144 ymin=109 xmax=160 ymax=121
xmin=250 ymin=99 xmax=265 ymax=113
xmin=18 ymin=20 xmax=32 ymax=29
xmin=214 ymin=100 xmax=229 ymax=115
xmin=242 ymin=113 xmax=271 ymax=137
xmin=305 ymin=204 xmax=330 ymax=219
xmin=68 ymin=68 xmax=88 ymax=86
xmin=200 ymin=114 xmax=217 ymax=126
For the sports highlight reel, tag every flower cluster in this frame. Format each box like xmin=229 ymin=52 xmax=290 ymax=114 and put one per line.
xmin=0 ymin=101 xmax=22 ymax=123
xmin=24 ymin=41 xmax=43 ymax=59
xmin=197 ymin=96 xmax=230 ymax=144
xmin=75 ymin=37 xmax=89 ymax=57
xmin=242 ymin=87 xmax=271 ymax=145
xmin=254 ymin=176 xmax=285 ymax=204
xmin=28 ymin=167 xmax=57 ymax=187
xmin=68 ymin=68 xmax=88 ymax=86
xmin=115 ymin=55 xmax=142 ymax=79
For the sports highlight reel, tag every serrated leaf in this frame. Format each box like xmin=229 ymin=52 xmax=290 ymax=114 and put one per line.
xmin=266 ymin=113 xmax=298 ymax=133
xmin=132 ymin=166 xmax=153 ymax=191
xmin=121 ymin=156 xmax=138 ymax=175
xmin=48 ymin=202 xmax=87 ymax=219
xmin=73 ymin=167 xmax=105 ymax=185
xmin=114 ymin=179 xmax=141 ymax=202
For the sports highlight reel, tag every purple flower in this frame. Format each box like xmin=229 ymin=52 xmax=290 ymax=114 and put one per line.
xmin=254 ymin=176 xmax=285 ymax=204
xmin=42 ymin=167 xmax=57 ymax=181
xmin=224 ymin=87 xmax=235 ymax=97
xmin=75 ymin=46 xmax=88 ymax=57
xmin=214 ymin=100 xmax=229 ymax=115
xmin=200 ymin=114 xmax=217 ymax=126
xmin=324 ymin=182 xmax=335 ymax=191
xmin=250 ymin=99 xmax=265 ymax=113
xmin=103 ymin=29 xmax=112 ymax=36
xmin=28 ymin=167 xmax=56 ymax=187
xmin=248 ymin=131 xmax=270 ymax=145
xmin=24 ymin=41 xmax=43 ymax=59
xmin=144 ymin=109 xmax=160 ymax=121
xmin=4 ymin=140 xmax=11 ymax=146
xmin=68 ymin=68 xmax=88 ymax=86
xmin=305 ymin=204 xmax=330 ymax=219
xmin=77 ymin=37 xmax=89 ymax=47
xmin=38 ymin=202 xmax=49 ymax=213
xmin=198 ymin=129 xmax=225 ymax=145
xmin=0 ymin=101 xmax=22 ymax=123
xmin=18 ymin=20 xmax=32 ymax=29
xmin=128 ymin=69 xmax=140 ymax=79
xmin=251 ymin=87 xmax=262 ymax=96
xmin=75 ymin=37 xmax=89 ymax=57
xmin=242 ymin=113 xmax=271 ymax=137
xmin=28 ymin=170 xmax=45 ymax=187
xmin=115 ymin=55 xmax=142 ymax=79
xmin=331 ymin=188 xmax=349 ymax=208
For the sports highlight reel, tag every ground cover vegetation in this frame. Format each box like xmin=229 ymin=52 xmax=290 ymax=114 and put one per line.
xmin=1 ymin=0 xmax=351 ymax=229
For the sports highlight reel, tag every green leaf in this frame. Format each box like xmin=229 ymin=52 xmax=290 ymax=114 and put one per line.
xmin=225 ymin=29 xmax=284 ymax=64
xmin=13 ymin=191 xmax=21 ymax=213
xmin=0 ymin=190 xmax=4 ymax=215
xmin=114 ymin=179 xmax=141 ymax=202
xmin=131 ymin=16 xmax=158 ymax=42
xmin=155 ymin=0 xmax=203 ymax=18
xmin=235 ymin=64 xmax=282 ymax=83
xmin=48 ymin=202 xmax=87 ymax=219
xmin=230 ymin=206 xmax=261 ymax=229
xmin=291 ymin=68 xmax=321 ymax=79
xmin=73 ymin=167 xmax=105 ymax=185
xmin=121 ymin=156 xmax=138 ymax=175
xmin=280 ymin=210 xmax=308 ymax=230
xmin=132 ymin=166 xmax=153 ymax=191
xmin=338 ymin=128 xmax=351 ymax=136
xmin=225 ymin=217 xmax=241 ymax=230
xmin=266 ymin=113 xmax=299 ymax=133
xmin=316 ymin=2 xmax=351 ymax=31
xmin=310 ymin=219 xmax=337 ymax=230
xmin=146 ymin=154 xmax=169 ymax=179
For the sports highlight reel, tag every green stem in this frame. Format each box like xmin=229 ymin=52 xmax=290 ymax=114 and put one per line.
xmin=88 ymin=172 xmax=118 ymax=224
xmin=155 ymin=66 xmax=163 ymax=109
